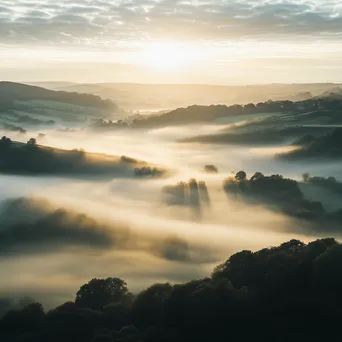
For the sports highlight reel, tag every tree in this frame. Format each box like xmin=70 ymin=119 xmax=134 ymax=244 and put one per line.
xmin=132 ymin=283 xmax=172 ymax=327
xmin=250 ymin=172 xmax=264 ymax=181
xmin=235 ymin=171 xmax=247 ymax=181
xmin=204 ymin=165 xmax=218 ymax=173
xmin=302 ymin=173 xmax=310 ymax=182
xmin=0 ymin=136 xmax=12 ymax=148
xmin=75 ymin=278 xmax=129 ymax=310
xmin=27 ymin=138 xmax=37 ymax=146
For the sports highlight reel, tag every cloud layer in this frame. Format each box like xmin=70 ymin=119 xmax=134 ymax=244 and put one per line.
xmin=1 ymin=0 xmax=342 ymax=46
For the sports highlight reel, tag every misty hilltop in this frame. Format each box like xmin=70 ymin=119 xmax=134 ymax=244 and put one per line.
xmin=0 ymin=82 xmax=122 ymax=132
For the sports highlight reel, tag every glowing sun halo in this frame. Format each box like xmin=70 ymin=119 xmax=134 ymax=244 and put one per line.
xmin=140 ymin=43 xmax=194 ymax=70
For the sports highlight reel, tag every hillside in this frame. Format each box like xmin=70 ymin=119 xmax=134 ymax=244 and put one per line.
xmin=0 ymin=137 xmax=167 ymax=178
xmin=0 ymin=82 xmax=118 ymax=110
xmin=0 ymin=82 xmax=122 ymax=130
xmin=180 ymin=98 xmax=342 ymax=145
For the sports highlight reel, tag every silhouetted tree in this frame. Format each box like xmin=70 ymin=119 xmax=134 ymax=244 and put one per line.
xmin=75 ymin=278 xmax=129 ymax=310
xmin=0 ymin=136 xmax=12 ymax=148
xmin=235 ymin=170 xmax=247 ymax=181
xmin=204 ymin=165 xmax=218 ymax=173
xmin=302 ymin=172 xmax=310 ymax=182
xmin=250 ymin=172 xmax=264 ymax=181
xmin=27 ymin=137 xmax=37 ymax=146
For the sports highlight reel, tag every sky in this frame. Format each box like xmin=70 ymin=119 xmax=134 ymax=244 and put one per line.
xmin=2 ymin=0 xmax=342 ymax=84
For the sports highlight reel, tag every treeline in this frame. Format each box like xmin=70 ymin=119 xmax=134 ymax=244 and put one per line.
xmin=2 ymin=238 xmax=342 ymax=341
xmin=302 ymin=173 xmax=342 ymax=194
xmin=90 ymin=119 xmax=129 ymax=131
xmin=279 ymin=128 xmax=342 ymax=160
xmin=129 ymin=97 xmax=342 ymax=129
xmin=223 ymin=171 xmax=342 ymax=229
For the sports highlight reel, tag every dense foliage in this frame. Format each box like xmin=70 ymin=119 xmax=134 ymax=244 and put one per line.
xmin=2 ymin=238 xmax=342 ymax=341
xmin=280 ymin=128 xmax=342 ymax=160
xmin=224 ymin=171 xmax=342 ymax=229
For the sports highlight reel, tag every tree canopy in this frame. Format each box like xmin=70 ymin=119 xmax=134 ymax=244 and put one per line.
xmin=2 ymin=238 xmax=342 ymax=341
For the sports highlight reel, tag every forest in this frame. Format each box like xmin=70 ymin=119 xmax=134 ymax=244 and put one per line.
xmin=0 ymin=238 xmax=341 ymax=342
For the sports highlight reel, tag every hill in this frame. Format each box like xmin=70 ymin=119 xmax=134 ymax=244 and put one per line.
xmin=179 ymin=98 xmax=342 ymax=145
xmin=0 ymin=137 xmax=167 ymax=178
xmin=0 ymin=82 xmax=118 ymax=110
xmin=0 ymin=82 xmax=122 ymax=130
xmin=33 ymin=82 xmax=341 ymax=111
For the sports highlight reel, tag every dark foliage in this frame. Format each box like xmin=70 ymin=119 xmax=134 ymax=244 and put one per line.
xmin=223 ymin=171 xmax=342 ymax=230
xmin=90 ymin=119 xmax=129 ymax=131
xmin=134 ymin=166 xmax=165 ymax=178
xmin=75 ymin=278 xmax=131 ymax=310
xmin=302 ymin=174 xmax=342 ymax=194
xmin=203 ymin=164 xmax=218 ymax=173
xmin=0 ymin=138 xmax=161 ymax=178
xmin=0 ymin=136 xmax=12 ymax=148
xmin=279 ymin=128 xmax=342 ymax=160
xmin=3 ymin=238 xmax=342 ymax=341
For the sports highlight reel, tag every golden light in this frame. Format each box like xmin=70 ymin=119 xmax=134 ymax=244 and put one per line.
xmin=139 ymin=42 xmax=196 ymax=70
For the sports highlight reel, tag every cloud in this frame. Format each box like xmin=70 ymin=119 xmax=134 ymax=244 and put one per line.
xmin=0 ymin=0 xmax=342 ymax=46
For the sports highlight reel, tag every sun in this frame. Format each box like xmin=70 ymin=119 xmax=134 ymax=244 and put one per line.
xmin=139 ymin=42 xmax=193 ymax=70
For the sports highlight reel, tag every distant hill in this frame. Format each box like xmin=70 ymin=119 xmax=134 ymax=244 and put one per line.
xmin=31 ymin=82 xmax=342 ymax=111
xmin=25 ymin=81 xmax=76 ymax=89
xmin=179 ymin=98 xmax=342 ymax=145
xmin=314 ymin=87 xmax=342 ymax=100
xmin=0 ymin=82 xmax=118 ymax=110
xmin=0 ymin=82 xmax=123 ymax=129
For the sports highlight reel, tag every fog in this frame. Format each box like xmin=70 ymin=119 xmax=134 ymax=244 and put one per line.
xmin=1 ymin=120 xmax=341 ymax=309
